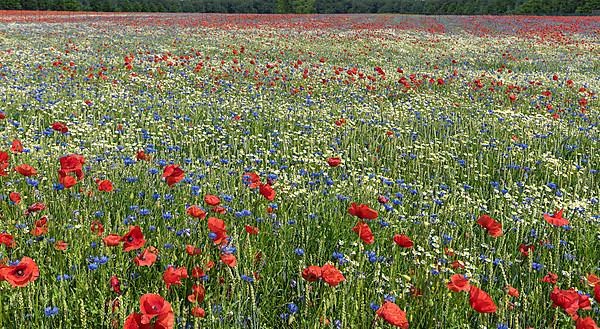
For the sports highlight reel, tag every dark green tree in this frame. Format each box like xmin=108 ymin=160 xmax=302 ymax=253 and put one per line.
xmin=1 ymin=0 xmax=22 ymax=9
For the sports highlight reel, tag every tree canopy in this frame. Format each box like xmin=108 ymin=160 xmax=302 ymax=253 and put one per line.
xmin=0 ymin=0 xmax=598 ymax=15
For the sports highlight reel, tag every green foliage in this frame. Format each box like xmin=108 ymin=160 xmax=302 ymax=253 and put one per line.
xmin=0 ymin=0 xmax=598 ymax=16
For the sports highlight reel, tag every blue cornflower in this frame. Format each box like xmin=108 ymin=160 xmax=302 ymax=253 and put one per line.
xmin=26 ymin=178 xmax=39 ymax=187
xmin=441 ymin=234 xmax=452 ymax=245
xmin=241 ymin=275 xmax=254 ymax=283
xmin=56 ymin=274 xmax=72 ymax=281
xmin=369 ymin=302 xmax=380 ymax=311
xmin=191 ymin=185 xmax=201 ymax=196
xmin=287 ymin=303 xmax=298 ymax=314
xmin=44 ymin=306 xmax=59 ymax=317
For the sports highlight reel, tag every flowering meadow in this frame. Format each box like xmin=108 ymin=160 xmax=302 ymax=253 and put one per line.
xmin=0 ymin=12 xmax=599 ymax=329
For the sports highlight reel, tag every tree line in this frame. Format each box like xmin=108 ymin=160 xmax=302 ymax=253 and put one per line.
xmin=0 ymin=0 xmax=598 ymax=15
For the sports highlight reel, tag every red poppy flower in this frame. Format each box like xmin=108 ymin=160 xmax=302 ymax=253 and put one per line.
xmin=123 ymin=313 xmax=143 ymax=329
xmin=163 ymin=266 xmax=188 ymax=289
xmin=469 ymin=286 xmax=497 ymax=313
xmin=51 ymin=122 xmax=68 ymax=133
xmin=207 ymin=217 xmax=227 ymax=245
xmin=191 ymin=267 xmax=205 ymax=279
xmin=90 ymin=221 xmax=104 ymax=236
xmin=550 ymin=286 xmax=587 ymax=316
xmin=302 ymin=266 xmax=322 ymax=282
xmin=0 ymin=151 xmax=9 ymax=176
xmin=378 ymin=195 xmax=389 ymax=204
xmin=97 ymin=179 xmax=113 ymax=192
xmin=187 ymin=284 xmax=206 ymax=303
xmin=219 ymin=254 xmax=236 ymax=268
xmin=204 ymin=194 xmax=220 ymax=206
xmin=259 ymin=183 xmax=275 ymax=201
xmin=138 ymin=293 xmax=174 ymax=328
xmin=58 ymin=154 xmax=85 ymax=187
xmin=54 ymin=240 xmax=67 ymax=251
xmin=185 ymin=245 xmax=201 ymax=256
xmin=352 ymin=221 xmax=374 ymax=244
xmin=594 ymin=284 xmax=600 ymax=303
xmin=451 ymin=260 xmax=466 ymax=269
xmin=110 ymin=275 xmax=121 ymax=294
xmin=0 ymin=256 xmax=40 ymax=287
xmin=26 ymin=202 xmax=46 ymax=214
xmin=393 ymin=234 xmax=413 ymax=248
xmin=186 ymin=205 xmax=206 ymax=219
xmin=507 ymin=285 xmax=520 ymax=298
xmin=587 ymin=274 xmax=600 ymax=287
xmin=579 ymin=294 xmax=592 ymax=311
xmin=447 ymin=274 xmax=470 ymax=292
xmin=212 ymin=205 xmax=227 ymax=214
xmin=327 ymin=157 xmax=341 ymax=167
xmin=10 ymin=139 xmax=23 ymax=154
xmin=59 ymin=154 xmax=85 ymax=180
xmin=544 ymin=209 xmax=569 ymax=227
xmin=206 ymin=260 xmax=214 ymax=270
xmin=31 ymin=216 xmax=48 ymax=236
xmin=321 ymin=263 xmax=345 ymax=287
xmin=103 ymin=234 xmax=122 ymax=247
xmin=476 ymin=214 xmax=502 ymax=237
xmin=9 ymin=192 xmax=21 ymax=204
xmin=121 ymin=226 xmax=145 ymax=252
xmin=136 ymin=150 xmax=150 ymax=161
xmin=375 ymin=301 xmax=409 ymax=329
xmin=191 ymin=306 xmax=205 ymax=318
xmin=542 ymin=272 xmax=558 ymax=284
xmin=576 ymin=317 xmax=599 ymax=329
xmin=162 ymin=164 xmax=185 ymax=187
xmin=242 ymin=172 xmax=261 ymax=189
xmin=0 ymin=233 xmax=15 ymax=248
xmin=134 ymin=247 xmax=158 ymax=267
xmin=518 ymin=243 xmax=534 ymax=257
xmin=14 ymin=164 xmax=37 ymax=177
xmin=348 ymin=203 xmax=378 ymax=220
xmin=59 ymin=175 xmax=78 ymax=188
xmin=245 ymin=225 xmax=259 ymax=235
